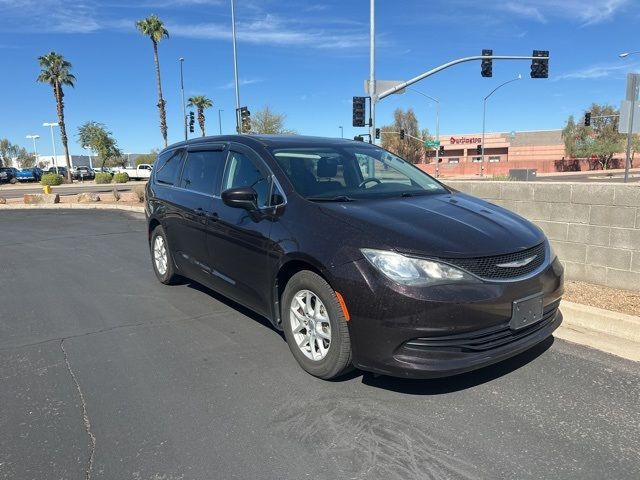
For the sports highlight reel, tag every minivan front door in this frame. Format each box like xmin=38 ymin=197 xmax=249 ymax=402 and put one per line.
xmin=206 ymin=145 xmax=277 ymax=317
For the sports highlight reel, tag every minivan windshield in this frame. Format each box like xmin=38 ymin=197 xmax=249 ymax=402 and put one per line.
xmin=270 ymin=144 xmax=448 ymax=200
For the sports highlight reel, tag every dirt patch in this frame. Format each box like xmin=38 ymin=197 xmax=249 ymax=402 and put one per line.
xmin=564 ymin=281 xmax=640 ymax=317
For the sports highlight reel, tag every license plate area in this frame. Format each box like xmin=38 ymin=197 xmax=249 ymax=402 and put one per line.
xmin=510 ymin=293 xmax=544 ymax=330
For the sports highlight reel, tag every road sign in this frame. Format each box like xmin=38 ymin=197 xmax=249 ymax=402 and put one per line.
xmin=364 ymin=80 xmax=406 ymax=95
xmin=424 ymin=140 xmax=440 ymax=147
xmin=619 ymin=100 xmax=640 ymax=134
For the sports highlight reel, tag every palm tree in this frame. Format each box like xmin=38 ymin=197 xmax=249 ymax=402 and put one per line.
xmin=187 ymin=96 xmax=214 ymax=137
xmin=36 ymin=52 xmax=76 ymax=182
xmin=136 ymin=15 xmax=169 ymax=147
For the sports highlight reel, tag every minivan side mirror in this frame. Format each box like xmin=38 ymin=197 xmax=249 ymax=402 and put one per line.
xmin=221 ymin=186 xmax=258 ymax=211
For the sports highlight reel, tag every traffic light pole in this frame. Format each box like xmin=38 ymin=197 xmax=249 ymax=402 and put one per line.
xmin=368 ymin=0 xmax=376 ymax=143
xmin=408 ymin=88 xmax=440 ymax=176
xmin=230 ymin=0 xmax=241 ymax=134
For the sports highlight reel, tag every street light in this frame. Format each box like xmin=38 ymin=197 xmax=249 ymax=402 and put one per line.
xmin=42 ymin=122 xmax=59 ymax=169
xmin=230 ymin=0 xmax=241 ymax=133
xmin=408 ymin=88 xmax=440 ymax=176
xmin=339 ymin=126 xmax=343 ymax=138
xmin=218 ymin=109 xmax=224 ymax=135
xmin=619 ymin=51 xmax=640 ymax=58
xmin=26 ymin=134 xmax=40 ymax=160
xmin=179 ymin=57 xmax=187 ymax=141
xmin=83 ymin=145 xmax=94 ymax=169
xmin=481 ymin=74 xmax=521 ymax=177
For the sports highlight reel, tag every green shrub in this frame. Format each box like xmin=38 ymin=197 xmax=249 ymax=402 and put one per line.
xmin=112 ymin=172 xmax=130 ymax=183
xmin=95 ymin=172 xmax=112 ymax=184
xmin=40 ymin=173 xmax=64 ymax=186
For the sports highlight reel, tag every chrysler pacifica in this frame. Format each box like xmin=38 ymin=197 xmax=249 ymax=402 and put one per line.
xmin=145 ymin=135 xmax=563 ymax=379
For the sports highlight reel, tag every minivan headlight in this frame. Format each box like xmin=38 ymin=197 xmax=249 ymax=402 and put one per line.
xmin=361 ymin=249 xmax=478 ymax=286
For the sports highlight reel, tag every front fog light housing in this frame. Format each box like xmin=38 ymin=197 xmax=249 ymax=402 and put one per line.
xmin=361 ymin=249 xmax=478 ymax=286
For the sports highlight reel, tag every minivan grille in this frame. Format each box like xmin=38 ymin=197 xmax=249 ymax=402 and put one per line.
xmin=439 ymin=242 xmax=546 ymax=280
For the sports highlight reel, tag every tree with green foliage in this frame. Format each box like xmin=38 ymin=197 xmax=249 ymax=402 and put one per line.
xmin=562 ymin=104 xmax=625 ymax=170
xmin=380 ymin=108 xmax=432 ymax=164
xmin=251 ymin=105 xmax=296 ymax=134
xmin=135 ymin=149 xmax=159 ymax=166
xmin=15 ymin=148 xmax=36 ymax=169
xmin=136 ymin=15 xmax=169 ymax=147
xmin=0 ymin=139 xmax=18 ymax=167
xmin=37 ymin=51 xmax=76 ymax=182
xmin=187 ymin=96 xmax=213 ymax=137
xmin=77 ymin=121 xmax=122 ymax=169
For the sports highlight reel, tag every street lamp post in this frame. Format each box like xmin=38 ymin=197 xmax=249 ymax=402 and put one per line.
xmin=82 ymin=145 xmax=94 ymax=169
xmin=230 ymin=0 xmax=241 ymax=133
xmin=179 ymin=57 xmax=187 ymax=141
xmin=481 ymin=74 xmax=521 ymax=177
xmin=26 ymin=134 xmax=40 ymax=161
xmin=218 ymin=109 xmax=224 ymax=135
xmin=339 ymin=126 xmax=344 ymax=138
xmin=620 ymin=51 xmax=639 ymax=183
xmin=42 ymin=122 xmax=59 ymax=169
xmin=408 ymin=88 xmax=440 ymax=176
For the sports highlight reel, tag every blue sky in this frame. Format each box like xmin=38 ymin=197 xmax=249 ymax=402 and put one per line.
xmin=1 ymin=0 xmax=639 ymax=157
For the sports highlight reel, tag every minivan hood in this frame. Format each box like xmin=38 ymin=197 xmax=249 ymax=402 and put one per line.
xmin=317 ymin=192 xmax=544 ymax=258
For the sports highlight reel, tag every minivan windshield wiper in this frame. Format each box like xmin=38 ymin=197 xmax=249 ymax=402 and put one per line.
xmin=400 ymin=190 xmax=438 ymax=198
xmin=307 ymin=195 xmax=356 ymax=202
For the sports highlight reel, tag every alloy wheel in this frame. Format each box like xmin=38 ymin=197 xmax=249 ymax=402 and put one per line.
xmin=290 ymin=290 xmax=332 ymax=361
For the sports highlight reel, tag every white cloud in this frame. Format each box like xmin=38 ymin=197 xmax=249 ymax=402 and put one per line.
xmin=0 ymin=0 xmax=101 ymax=33
xmin=554 ymin=63 xmax=637 ymax=81
xmin=219 ymin=78 xmax=264 ymax=89
xmin=504 ymin=2 xmax=546 ymax=22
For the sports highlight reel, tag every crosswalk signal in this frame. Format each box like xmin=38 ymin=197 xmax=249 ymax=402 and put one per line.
xmin=476 ymin=144 xmax=482 ymax=155
xmin=189 ymin=111 xmax=195 ymax=133
xmin=239 ymin=106 xmax=251 ymax=133
xmin=352 ymin=96 xmax=366 ymax=127
xmin=584 ymin=112 xmax=591 ymax=127
xmin=481 ymin=49 xmax=493 ymax=78
xmin=400 ymin=129 xmax=405 ymax=140
xmin=439 ymin=145 xmax=445 ymax=156
xmin=530 ymin=50 xmax=549 ymax=79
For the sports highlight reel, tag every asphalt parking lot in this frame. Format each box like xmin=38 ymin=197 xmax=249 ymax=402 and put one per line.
xmin=1 ymin=209 xmax=638 ymax=480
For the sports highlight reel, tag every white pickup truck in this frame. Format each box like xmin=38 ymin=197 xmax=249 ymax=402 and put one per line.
xmin=114 ymin=164 xmax=153 ymax=181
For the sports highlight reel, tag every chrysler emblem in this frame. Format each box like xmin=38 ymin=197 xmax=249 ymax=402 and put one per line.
xmin=496 ymin=255 xmax=537 ymax=268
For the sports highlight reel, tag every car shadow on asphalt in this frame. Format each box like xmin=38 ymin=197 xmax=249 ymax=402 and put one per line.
xmin=359 ymin=336 xmax=555 ymax=395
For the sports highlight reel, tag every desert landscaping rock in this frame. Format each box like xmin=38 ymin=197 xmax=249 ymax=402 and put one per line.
xmin=0 ymin=197 xmax=6 ymax=204
xmin=76 ymin=192 xmax=101 ymax=203
xmin=23 ymin=193 xmax=60 ymax=204
xmin=117 ymin=191 xmax=142 ymax=203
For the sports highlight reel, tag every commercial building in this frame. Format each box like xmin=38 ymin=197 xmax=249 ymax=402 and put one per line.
xmin=420 ymin=129 xmax=628 ymax=177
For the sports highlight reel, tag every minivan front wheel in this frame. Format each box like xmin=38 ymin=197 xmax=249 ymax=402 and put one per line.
xmin=282 ymin=271 xmax=352 ymax=379
xmin=150 ymin=225 xmax=178 ymax=285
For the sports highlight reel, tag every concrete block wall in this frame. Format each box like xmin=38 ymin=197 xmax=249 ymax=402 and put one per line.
xmin=444 ymin=181 xmax=640 ymax=291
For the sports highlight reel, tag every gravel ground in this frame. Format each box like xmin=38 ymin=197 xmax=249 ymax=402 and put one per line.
xmin=564 ymin=281 xmax=640 ymax=317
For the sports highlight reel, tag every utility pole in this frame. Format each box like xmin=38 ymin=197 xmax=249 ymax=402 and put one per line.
xmin=218 ymin=109 xmax=224 ymax=135
xmin=43 ymin=122 xmax=59 ymax=169
xmin=339 ymin=126 xmax=343 ymax=138
xmin=368 ymin=0 xmax=376 ymax=143
xmin=230 ymin=0 xmax=241 ymax=133
xmin=26 ymin=134 xmax=40 ymax=159
xmin=408 ymin=88 xmax=439 ymax=176
xmin=179 ymin=58 xmax=187 ymax=141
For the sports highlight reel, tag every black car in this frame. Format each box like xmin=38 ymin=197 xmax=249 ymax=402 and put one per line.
xmin=145 ymin=135 xmax=563 ymax=380
xmin=0 ymin=167 xmax=19 ymax=184
xmin=75 ymin=166 xmax=95 ymax=180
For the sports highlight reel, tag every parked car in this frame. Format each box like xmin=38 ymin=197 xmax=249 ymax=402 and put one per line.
xmin=75 ymin=166 xmax=95 ymax=180
xmin=47 ymin=166 xmax=70 ymax=178
xmin=114 ymin=164 xmax=152 ymax=180
xmin=16 ymin=167 xmax=43 ymax=182
xmin=145 ymin=135 xmax=564 ymax=380
xmin=0 ymin=167 xmax=19 ymax=184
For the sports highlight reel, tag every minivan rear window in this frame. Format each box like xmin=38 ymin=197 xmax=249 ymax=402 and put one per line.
xmin=155 ymin=149 xmax=184 ymax=186
xmin=179 ymin=150 xmax=226 ymax=195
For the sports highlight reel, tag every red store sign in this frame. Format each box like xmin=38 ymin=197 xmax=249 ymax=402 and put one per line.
xmin=450 ymin=136 xmax=481 ymax=145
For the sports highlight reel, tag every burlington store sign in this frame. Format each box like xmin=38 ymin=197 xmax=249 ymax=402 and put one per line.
xmin=449 ymin=136 xmax=482 ymax=145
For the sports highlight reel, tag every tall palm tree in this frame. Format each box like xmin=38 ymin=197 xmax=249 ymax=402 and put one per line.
xmin=187 ymin=96 xmax=214 ymax=137
xmin=136 ymin=15 xmax=169 ymax=147
xmin=36 ymin=52 xmax=76 ymax=182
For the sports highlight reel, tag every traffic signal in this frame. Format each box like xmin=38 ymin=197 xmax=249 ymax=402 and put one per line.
xmin=354 ymin=135 xmax=364 ymax=142
xmin=476 ymin=144 xmax=482 ymax=155
xmin=530 ymin=50 xmax=549 ymax=79
xmin=400 ymin=129 xmax=405 ymax=140
xmin=352 ymin=97 xmax=366 ymax=127
xmin=189 ymin=111 xmax=195 ymax=133
xmin=239 ymin=106 xmax=251 ymax=133
xmin=439 ymin=145 xmax=445 ymax=156
xmin=481 ymin=49 xmax=493 ymax=78
xmin=375 ymin=128 xmax=380 ymax=139
xmin=584 ymin=112 xmax=591 ymax=127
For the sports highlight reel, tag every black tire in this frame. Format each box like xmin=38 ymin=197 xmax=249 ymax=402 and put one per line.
xmin=281 ymin=271 xmax=353 ymax=380
xmin=150 ymin=225 xmax=179 ymax=285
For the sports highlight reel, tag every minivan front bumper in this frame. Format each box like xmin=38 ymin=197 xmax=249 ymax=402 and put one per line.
xmin=330 ymin=256 xmax=564 ymax=379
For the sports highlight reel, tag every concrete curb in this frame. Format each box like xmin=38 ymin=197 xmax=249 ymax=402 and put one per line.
xmin=0 ymin=203 xmax=144 ymax=213
xmin=558 ymin=301 xmax=640 ymax=362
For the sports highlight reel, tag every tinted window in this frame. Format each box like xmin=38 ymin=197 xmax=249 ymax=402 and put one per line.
xmin=155 ymin=149 xmax=184 ymax=186
xmin=222 ymin=151 xmax=270 ymax=207
xmin=179 ymin=150 xmax=226 ymax=195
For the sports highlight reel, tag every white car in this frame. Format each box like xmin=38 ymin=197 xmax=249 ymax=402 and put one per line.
xmin=114 ymin=164 xmax=153 ymax=181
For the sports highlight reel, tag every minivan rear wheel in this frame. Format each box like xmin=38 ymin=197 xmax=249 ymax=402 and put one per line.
xmin=150 ymin=225 xmax=178 ymax=285
xmin=282 ymin=271 xmax=352 ymax=379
